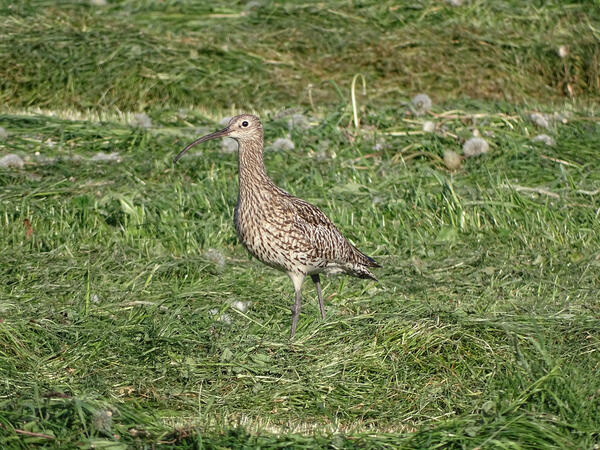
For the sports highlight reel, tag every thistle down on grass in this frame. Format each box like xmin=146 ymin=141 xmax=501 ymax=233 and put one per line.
xmin=0 ymin=154 xmax=24 ymax=169
xmin=230 ymin=300 xmax=251 ymax=313
xmin=34 ymin=152 xmax=57 ymax=165
xmin=287 ymin=113 xmax=311 ymax=130
xmin=315 ymin=140 xmax=332 ymax=161
xmin=203 ymin=248 xmax=226 ymax=269
xmin=422 ymin=121 xmax=436 ymax=133
xmin=209 ymin=309 xmax=232 ymax=325
xmin=372 ymin=139 xmax=387 ymax=151
xmin=443 ymin=150 xmax=462 ymax=170
xmin=411 ymin=93 xmax=432 ymax=116
xmin=532 ymin=134 xmax=555 ymax=146
xmin=130 ymin=113 xmax=152 ymax=129
xmin=91 ymin=152 xmax=121 ymax=163
xmin=269 ymin=137 xmax=295 ymax=152
xmin=530 ymin=113 xmax=550 ymax=129
xmin=463 ymin=137 xmax=489 ymax=158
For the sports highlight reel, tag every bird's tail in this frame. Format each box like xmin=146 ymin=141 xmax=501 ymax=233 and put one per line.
xmin=346 ymin=242 xmax=380 ymax=280
xmin=353 ymin=246 xmax=381 ymax=268
xmin=349 ymin=250 xmax=380 ymax=281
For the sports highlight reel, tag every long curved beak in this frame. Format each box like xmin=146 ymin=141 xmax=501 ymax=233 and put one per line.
xmin=173 ymin=127 xmax=230 ymax=163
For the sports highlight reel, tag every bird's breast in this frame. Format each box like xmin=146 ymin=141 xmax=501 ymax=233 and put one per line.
xmin=234 ymin=194 xmax=313 ymax=273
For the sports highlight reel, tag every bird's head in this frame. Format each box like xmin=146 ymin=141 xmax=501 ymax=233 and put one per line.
xmin=174 ymin=114 xmax=262 ymax=162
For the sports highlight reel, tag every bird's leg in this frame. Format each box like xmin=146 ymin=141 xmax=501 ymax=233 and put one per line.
xmin=311 ymin=274 xmax=325 ymax=320
xmin=290 ymin=289 xmax=302 ymax=338
xmin=288 ymin=273 xmax=305 ymax=338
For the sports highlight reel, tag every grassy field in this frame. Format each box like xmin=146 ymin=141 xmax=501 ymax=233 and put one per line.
xmin=1 ymin=0 xmax=600 ymax=448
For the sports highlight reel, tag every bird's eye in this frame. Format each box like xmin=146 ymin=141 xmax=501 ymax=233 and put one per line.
xmin=241 ymin=121 xmax=249 ymax=127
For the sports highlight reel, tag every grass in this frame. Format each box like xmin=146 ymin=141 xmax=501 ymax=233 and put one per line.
xmin=1 ymin=0 xmax=599 ymax=111
xmin=1 ymin=0 xmax=600 ymax=448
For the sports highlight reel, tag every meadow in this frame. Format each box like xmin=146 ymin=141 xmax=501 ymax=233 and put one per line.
xmin=0 ymin=0 xmax=599 ymax=448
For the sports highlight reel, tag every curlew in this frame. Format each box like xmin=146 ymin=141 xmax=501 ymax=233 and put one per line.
xmin=174 ymin=114 xmax=380 ymax=338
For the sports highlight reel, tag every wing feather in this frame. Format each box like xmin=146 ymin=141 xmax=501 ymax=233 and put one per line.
xmin=282 ymin=195 xmax=379 ymax=268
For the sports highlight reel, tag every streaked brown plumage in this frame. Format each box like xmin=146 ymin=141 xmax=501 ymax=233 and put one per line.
xmin=174 ymin=114 xmax=380 ymax=337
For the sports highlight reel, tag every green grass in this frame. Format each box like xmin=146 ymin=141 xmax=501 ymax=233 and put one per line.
xmin=1 ymin=0 xmax=599 ymax=111
xmin=1 ymin=0 xmax=600 ymax=448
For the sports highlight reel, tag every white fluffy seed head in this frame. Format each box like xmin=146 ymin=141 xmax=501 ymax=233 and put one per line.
xmin=208 ymin=309 xmax=232 ymax=324
xmin=0 ymin=127 xmax=7 ymax=139
xmin=218 ymin=313 xmax=232 ymax=324
xmin=530 ymin=113 xmax=550 ymax=129
xmin=270 ymin=137 xmax=295 ymax=151
xmin=0 ymin=154 xmax=24 ymax=169
xmin=372 ymin=139 xmax=387 ymax=151
xmin=443 ymin=150 xmax=462 ymax=170
xmin=203 ymin=248 xmax=226 ymax=268
xmin=532 ymin=134 xmax=555 ymax=146
xmin=131 ymin=113 xmax=152 ymax=129
xmin=287 ymin=113 xmax=310 ymax=130
xmin=230 ymin=300 xmax=251 ymax=313
xmin=91 ymin=152 xmax=121 ymax=162
xmin=463 ymin=137 xmax=489 ymax=158
xmin=422 ymin=121 xmax=436 ymax=133
xmin=36 ymin=154 xmax=57 ymax=165
xmin=411 ymin=93 xmax=432 ymax=115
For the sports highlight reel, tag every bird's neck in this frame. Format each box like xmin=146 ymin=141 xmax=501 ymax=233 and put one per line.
xmin=237 ymin=136 xmax=273 ymax=195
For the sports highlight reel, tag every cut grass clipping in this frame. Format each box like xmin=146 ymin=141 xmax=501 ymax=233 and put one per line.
xmin=1 ymin=0 xmax=599 ymax=111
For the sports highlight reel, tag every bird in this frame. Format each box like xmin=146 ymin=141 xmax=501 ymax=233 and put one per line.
xmin=174 ymin=114 xmax=380 ymax=338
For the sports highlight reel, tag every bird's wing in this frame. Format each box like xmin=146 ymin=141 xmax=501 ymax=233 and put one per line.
xmin=283 ymin=195 xmax=378 ymax=267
